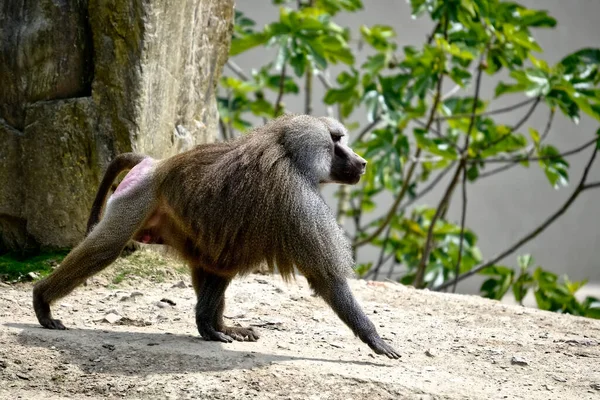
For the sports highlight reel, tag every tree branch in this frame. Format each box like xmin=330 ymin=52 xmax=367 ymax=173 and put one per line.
xmin=435 ymin=98 xmax=538 ymax=122
xmin=226 ymin=60 xmax=250 ymax=81
xmin=481 ymin=97 xmax=540 ymax=150
xmin=398 ymin=161 xmax=457 ymax=213
xmin=413 ymin=118 xmax=445 ymax=137
xmin=413 ymin=161 xmax=464 ymax=287
xmin=476 ymin=136 xmax=598 ymax=164
xmin=434 ymin=146 xmax=599 ymax=291
xmin=584 ymin=181 xmax=600 ymax=189
xmin=452 ymin=166 xmax=468 ymax=293
xmin=478 ymin=109 xmax=555 ymax=178
xmin=427 ymin=22 xmax=441 ymax=45
xmin=364 ymin=225 xmax=393 ymax=281
xmin=414 ymin=50 xmax=485 ymax=288
xmin=305 ymin=67 xmax=313 ymax=115
xmin=362 ymin=161 xmax=456 ymax=280
xmin=353 ymin=68 xmax=445 ymax=248
xmin=219 ymin=117 xmax=230 ymax=141
xmin=354 ymin=117 xmax=382 ymax=144
xmin=273 ymin=64 xmax=287 ymax=116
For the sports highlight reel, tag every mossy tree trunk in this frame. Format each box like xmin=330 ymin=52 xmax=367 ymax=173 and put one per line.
xmin=0 ymin=0 xmax=234 ymax=252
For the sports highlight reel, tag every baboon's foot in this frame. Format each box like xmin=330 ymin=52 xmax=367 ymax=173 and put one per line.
xmin=197 ymin=323 xmax=259 ymax=343
xmin=222 ymin=326 xmax=259 ymax=342
xmin=39 ymin=317 xmax=67 ymax=330
xmin=197 ymin=323 xmax=234 ymax=343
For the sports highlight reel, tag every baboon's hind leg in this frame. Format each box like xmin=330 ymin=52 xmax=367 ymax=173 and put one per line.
xmin=192 ymin=268 xmax=259 ymax=343
xmin=33 ymin=185 xmax=156 ymax=330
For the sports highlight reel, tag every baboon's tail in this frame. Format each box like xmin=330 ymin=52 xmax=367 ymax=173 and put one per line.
xmin=86 ymin=153 xmax=148 ymax=235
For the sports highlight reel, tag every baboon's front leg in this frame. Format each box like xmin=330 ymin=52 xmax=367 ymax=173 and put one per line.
xmin=305 ymin=274 xmax=401 ymax=359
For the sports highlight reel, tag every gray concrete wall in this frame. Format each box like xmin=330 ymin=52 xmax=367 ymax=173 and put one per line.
xmin=230 ymin=0 xmax=600 ymax=295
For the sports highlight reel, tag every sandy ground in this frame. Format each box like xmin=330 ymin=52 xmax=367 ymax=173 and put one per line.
xmin=1 ymin=252 xmax=599 ymax=399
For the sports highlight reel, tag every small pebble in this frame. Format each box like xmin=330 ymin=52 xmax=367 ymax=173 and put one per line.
xmin=510 ymin=356 xmax=529 ymax=366
xmin=425 ymin=348 xmax=437 ymax=358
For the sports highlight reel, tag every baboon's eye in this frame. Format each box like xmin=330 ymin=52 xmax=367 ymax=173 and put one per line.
xmin=330 ymin=128 xmax=343 ymax=143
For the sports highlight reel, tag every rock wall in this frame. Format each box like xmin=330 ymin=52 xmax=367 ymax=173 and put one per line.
xmin=0 ymin=0 xmax=234 ymax=251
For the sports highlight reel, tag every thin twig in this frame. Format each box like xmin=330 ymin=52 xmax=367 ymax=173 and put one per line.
xmin=539 ymin=108 xmax=555 ymax=143
xmin=354 ymin=117 xmax=382 ymax=144
xmin=398 ymin=161 xmax=457 ymax=213
xmin=481 ymin=97 xmax=540 ymax=150
xmin=427 ymin=22 xmax=441 ymax=45
xmin=435 ymin=98 xmax=538 ymax=121
xmin=219 ymin=118 xmax=229 ymax=141
xmin=478 ymin=109 xmax=555 ymax=178
xmin=273 ymin=64 xmax=287 ymax=116
xmin=385 ymin=253 xmax=397 ymax=279
xmin=452 ymin=166 xmax=468 ymax=293
xmin=434 ymin=146 xmax=599 ymax=291
xmin=476 ymin=136 xmax=598 ymax=163
xmin=584 ymin=181 xmax=600 ymax=189
xmin=317 ymin=71 xmax=332 ymax=89
xmin=305 ymin=67 xmax=313 ymax=115
xmin=227 ymin=92 xmax=234 ymax=138
xmin=413 ymin=119 xmax=444 ymax=137
xmin=364 ymin=225 xmax=394 ymax=280
xmin=336 ymin=184 xmax=352 ymax=225
xmin=476 ymin=161 xmax=515 ymax=179
xmin=226 ymin=60 xmax=249 ymax=81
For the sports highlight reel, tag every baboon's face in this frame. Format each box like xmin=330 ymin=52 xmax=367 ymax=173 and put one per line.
xmin=321 ymin=118 xmax=367 ymax=185
xmin=282 ymin=115 xmax=367 ymax=185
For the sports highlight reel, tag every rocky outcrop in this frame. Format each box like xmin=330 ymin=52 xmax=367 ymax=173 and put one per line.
xmin=0 ymin=0 xmax=234 ymax=251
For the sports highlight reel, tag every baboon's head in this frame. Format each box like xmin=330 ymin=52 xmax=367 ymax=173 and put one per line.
xmin=281 ymin=115 xmax=367 ymax=185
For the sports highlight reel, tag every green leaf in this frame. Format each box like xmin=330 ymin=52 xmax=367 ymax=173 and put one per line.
xmin=274 ymin=36 xmax=292 ymax=70
xmin=560 ymin=48 xmax=600 ymax=73
xmin=413 ymin=128 xmax=459 ymax=159
xmin=495 ymin=81 xmax=526 ymax=98
xmin=449 ymin=67 xmax=472 ymax=87
xmin=479 ymin=265 xmax=514 ymax=300
xmin=524 ymin=69 xmax=551 ymax=96
xmin=518 ymin=8 xmax=557 ymax=28
xmin=504 ymin=25 xmax=542 ymax=53
xmin=466 ymin=164 xmax=479 ymax=181
xmin=315 ymin=0 xmax=364 ymax=15
xmin=266 ymin=75 xmax=299 ymax=94
xmin=537 ymin=145 xmax=570 ymax=189
xmin=362 ymin=54 xmax=387 ymax=77
xmin=518 ymin=254 xmax=534 ymax=270
xmin=528 ymin=128 xmax=540 ymax=145
xmin=360 ymin=24 xmax=397 ymax=52
xmin=230 ymin=33 xmax=272 ymax=56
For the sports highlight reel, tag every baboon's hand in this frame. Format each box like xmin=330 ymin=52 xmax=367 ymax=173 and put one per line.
xmin=367 ymin=337 xmax=401 ymax=359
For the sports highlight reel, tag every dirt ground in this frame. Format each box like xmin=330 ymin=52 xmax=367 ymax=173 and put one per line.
xmin=1 ymin=251 xmax=599 ymax=399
